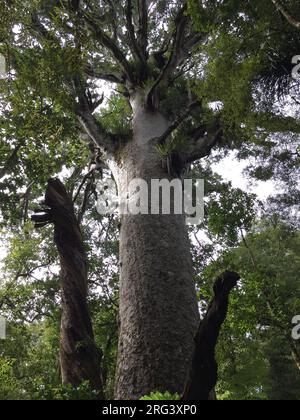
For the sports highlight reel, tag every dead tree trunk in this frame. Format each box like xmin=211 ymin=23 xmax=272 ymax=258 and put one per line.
xmin=32 ymin=178 xmax=104 ymax=396
xmin=182 ymin=271 xmax=239 ymax=401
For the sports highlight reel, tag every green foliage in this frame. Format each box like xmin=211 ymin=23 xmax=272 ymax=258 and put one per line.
xmin=99 ymin=94 xmax=132 ymax=138
xmin=207 ymin=186 xmax=256 ymax=246
xmin=0 ymin=357 xmax=24 ymax=400
xmin=199 ymin=219 xmax=300 ymax=400
xmin=32 ymin=381 xmax=100 ymax=401
xmin=140 ymin=392 xmax=180 ymax=401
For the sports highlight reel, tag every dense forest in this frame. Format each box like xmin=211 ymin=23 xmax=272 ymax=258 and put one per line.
xmin=0 ymin=0 xmax=299 ymax=401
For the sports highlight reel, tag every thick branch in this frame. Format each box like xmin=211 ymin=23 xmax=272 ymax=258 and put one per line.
xmin=125 ymin=0 xmax=146 ymax=63
xmin=77 ymin=110 xmax=116 ymax=154
xmin=85 ymin=64 xmax=124 ymax=85
xmin=77 ymin=109 xmax=117 ymax=155
xmin=137 ymin=0 xmax=149 ymax=57
xmin=73 ymin=169 xmax=95 ymax=204
xmin=155 ymin=101 xmax=200 ymax=146
xmin=147 ymin=4 xmax=206 ymax=109
xmin=182 ymin=271 xmax=240 ymax=401
xmin=75 ymin=85 xmax=117 ymax=154
xmin=272 ymin=0 xmax=300 ymax=29
xmin=147 ymin=3 xmax=189 ymax=107
xmin=181 ymin=126 xmax=223 ymax=164
xmin=83 ymin=12 xmax=134 ymax=83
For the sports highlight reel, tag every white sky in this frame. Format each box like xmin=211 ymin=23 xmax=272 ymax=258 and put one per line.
xmin=212 ymin=153 xmax=277 ymax=200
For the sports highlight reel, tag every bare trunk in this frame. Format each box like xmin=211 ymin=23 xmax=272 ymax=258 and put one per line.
xmin=112 ymin=105 xmax=199 ymax=399
xmin=116 ymin=212 xmax=198 ymax=399
xmin=182 ymin=271 xmax=239 ymax=401
xmin=32 ymin=179 xmax=104 ymax=396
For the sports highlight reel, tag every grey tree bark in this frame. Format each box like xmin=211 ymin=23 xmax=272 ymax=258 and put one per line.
xmin=110 ymin=103 xmax=200 ymax=399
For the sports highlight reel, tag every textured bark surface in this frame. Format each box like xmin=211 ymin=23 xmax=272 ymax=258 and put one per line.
xmin=116 ymin=211 xmax=199 ymax=399
xmin=32 ymin=179 xmax=103 ymax=395
xmin=112 ymin=107 xmax=199 ymax=400
xmin=182 ymin=271 xmax=239 ymax=401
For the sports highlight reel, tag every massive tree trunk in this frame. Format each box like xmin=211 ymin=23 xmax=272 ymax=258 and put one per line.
xmin=32 ymin=179 xmax=104 ymax=396
xmin=182 ymin=271 xmax=239 ymax=401
xmin=111 ymin=105 xmax=199 ymax=399
xmin=116 ymin=212 xmax=198 ymax=399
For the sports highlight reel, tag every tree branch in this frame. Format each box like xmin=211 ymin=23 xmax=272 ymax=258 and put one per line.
xmin=100 ymin=0 xmax=125 ymax=43
xmin=181 ymin=126 xmax=223 ymax=164
xmin=77 ymin=109 xmax=117 ymax=155
xmin=75 ymin=82 xmax=117 ymax=155
xmin=137 ymin=0 xmax=149 ymax=57
xmin=147 ymin=3 xmax=189 ymax=107
xmin=125 ymin=0 xmax=146 ymax=63
xmin=146 ymin=4 xmax=206 ymax=109
xmin=271 ymin=0 xmax=300 ymax=29
xmin=155 ymin=101 xmax=201 ymax=146
xmin=83 ymin=12 xmax=134 ymax=83
xmin=72 ymin=169 xmax=95 ymax=204
xmin=85 ymin=64 xmax=124 ymax=85
xmin=78 ymin=177 xmax=94 ymax=224
xmin=182 ymin=271 xmax=239 ymax=400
